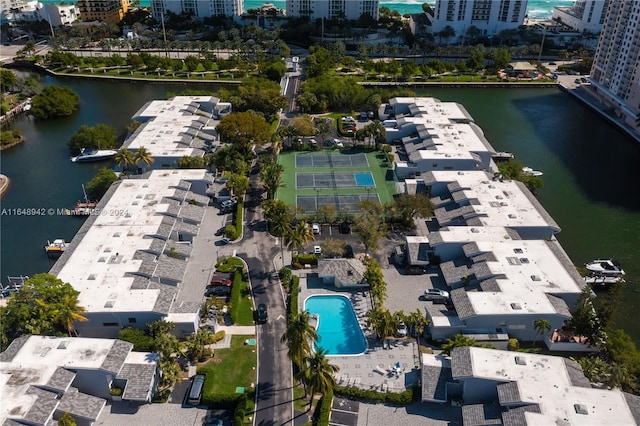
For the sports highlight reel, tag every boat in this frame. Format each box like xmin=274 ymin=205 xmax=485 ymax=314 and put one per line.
xmin=44 ymin=239 xmax=68 ymax=256
xmin=71 ymin=147 xmax=117 ymax=163
xmin=584 ymin=275 xmax=625 ymax=286
xmin=522 ymin=167 xmax=543 ymax=177
xmin=585 ymin=259 xmax=625 ymax=276
xmin=66 ymin=184 xmax=98 ymax=216
xmin=492 ymin=151 xmax=515 ymax=161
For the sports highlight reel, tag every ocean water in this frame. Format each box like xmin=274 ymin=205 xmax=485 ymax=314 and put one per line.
xmin=40 ymin=0 xmax=570 ymax=19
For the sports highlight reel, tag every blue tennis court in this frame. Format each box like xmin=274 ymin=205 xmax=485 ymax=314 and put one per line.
xmin=354 ymin=173 xmax=374 ymax=187
xmin=296 ymin=172 xmax=376 ymax=189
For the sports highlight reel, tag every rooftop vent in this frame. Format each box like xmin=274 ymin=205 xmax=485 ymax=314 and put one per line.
xmin=515 ymin=356 xmax=527 ymax=365
xmin=574 ymin=404 xmax=589 ymax=415
xmin=520 ymin=258 xmax=530 ymax=264
xmin=508 ymin=214 xmax=517 ymax=219
xmin=104 ymin=301 xmax=115 ymax=308
xmin=88 ymin=274 xmax=97 ymax=280
xmin=98 ymin=257 xmax=106 ymax=263
xmin=513 ymin=248 xmax=523 ymax=254
xmin=113 ymin=232 xmax=121 ymax=237
xmin=530 ymin=275 xmax=541 ymax=281
xmin=510 ymin=303 xmax=523 ymax=310
xmin=57 ymin=341 xmax=70 ymax=350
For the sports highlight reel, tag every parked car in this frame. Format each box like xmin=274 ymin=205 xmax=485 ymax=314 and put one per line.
xmin=311 ymin=223 xmax=321 ymax=234
xmin=220 ymin=199 xmax=236 ymax=209
xmin=214 ymin=227 xmax=226 ymax=236
xmin=424 ymin=288 xmax=450 ymax=302
xmin=574 ymin=78 xmax=582 ymax=84
xmin=206 ymin=286 xmax=231 ymax=296
xmin=344 ymin=245 xmax=354 ymax=258
xmin=313 ymin=245 xmax=322 ymax=255
xmin=396 ymin=321 xmax=408 ymax=337
xmin=214 ymin=176 xmax=230 ymax=184
xmin=339 ymin=221 xmax=351 ymax=234
xmin=209 ymin=277 xmax=232 ymax=287
xmin=257 ymin=303 xmax=268 ymax=323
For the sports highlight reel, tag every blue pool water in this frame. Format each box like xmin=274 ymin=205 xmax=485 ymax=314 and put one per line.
xmin=354 ymin=172 xmax=375 ymax=187
xmin=304 ymin=295 xmax=367 ymax=356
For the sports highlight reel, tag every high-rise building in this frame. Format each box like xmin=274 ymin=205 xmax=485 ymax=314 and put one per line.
xmin=552 ymin=0 xmax=608 ymax=33
xmin=590 ymin=0 xmax=640 ymax=134
xmin=77 ymin=0 xmax=130 ymax=24
xmin=285 ymin=0 xmax=379 ymax=21
xmin=150 ymin=0 xmax=243 ymax=21
xmin=430 ymin=0 xmax=528 ymax=41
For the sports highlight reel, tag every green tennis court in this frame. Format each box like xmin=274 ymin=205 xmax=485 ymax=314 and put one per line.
xmin=295 ymin=152 xmax=369 ymax=168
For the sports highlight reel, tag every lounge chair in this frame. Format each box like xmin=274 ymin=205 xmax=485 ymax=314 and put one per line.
xmin=375 ymin=365 xmax=386 ymax=375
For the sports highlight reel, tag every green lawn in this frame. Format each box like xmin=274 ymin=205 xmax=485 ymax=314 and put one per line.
xmin=276 ymin=148 xmax=397 ymax=216
xmin=198 ymin=335 xmax=257 ymax=396
xmin=230 ymin=270 xmax=255 ymax=326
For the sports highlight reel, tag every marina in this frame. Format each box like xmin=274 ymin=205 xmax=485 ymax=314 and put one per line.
xmin=44 ymin=239 xmax=69 ymax=257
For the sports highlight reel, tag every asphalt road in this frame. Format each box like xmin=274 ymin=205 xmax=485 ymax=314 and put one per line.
xmin=237 ymin=169 xmax=293 ymax=425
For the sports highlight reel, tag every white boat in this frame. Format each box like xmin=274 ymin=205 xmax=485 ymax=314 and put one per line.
xmin=585 ymin=259 xmax=625 ymax=276
xmin=522 ymin=167 xmax=543 ymax=177
xmin=584 ymin=275 xmax=625 ymax=286
xmin=44 ymin=239 xmax=68 ymax=256
xmin=71 ymin=147 xmax=117 ymax=163
xmin=492 ymin=151 xmax=515 ymax=160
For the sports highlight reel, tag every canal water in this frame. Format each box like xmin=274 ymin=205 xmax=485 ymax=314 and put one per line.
xmin=1 ymin=74 xmax=639 ymax=343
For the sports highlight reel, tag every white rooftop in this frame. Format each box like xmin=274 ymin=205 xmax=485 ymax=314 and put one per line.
xmin=434 ymin=226 xmax=518 ymax=244
xmin=465 ymin=239 xmax=582 ymax=316
xmin=55 ymin=169 xmax=208 ymax=313
xmin=125 ymin=96 xmax=222 ymax=157
xmin=0 ymin=336 xmax=118 ymax=423
xmin=430 ymin=170 xmax=559 ymax=230
xmin=464 ymin=347 xmax=637 ymax=425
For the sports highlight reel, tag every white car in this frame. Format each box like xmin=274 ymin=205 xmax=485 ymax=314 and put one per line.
xmin=313 ymin=245 xmax=322 ymax=255
xmin=424 ymin=288 xmax=450 ymax=301
xmin=311 ymin=223 xmax=321 ymax=234
xmin=220 ymin=200 xmax=236 ymax=209
xmin=396 ymin=321 xmax=407 ymax=337
xmin=333 ymin=139 xmax=344 ymax=148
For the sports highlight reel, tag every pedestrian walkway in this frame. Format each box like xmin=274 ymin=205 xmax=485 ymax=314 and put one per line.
xmin=217 ymin=325 xmax=255 ymax=335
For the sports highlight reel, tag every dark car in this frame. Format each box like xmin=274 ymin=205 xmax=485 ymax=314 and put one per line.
xmin=214 ymin=227 xmax=226 ymax=236
xmin=344 ymin=245 xmax=354 ymax=258
xmin=209 ymin=277 xmax=232 ymax=287
xmin=206 ymin=286 xmax=231 ymax=296
xmin=257 ymin=303 xmax=268 ymax=323
xmin=339 ymin=221 xmax=351 ymax=234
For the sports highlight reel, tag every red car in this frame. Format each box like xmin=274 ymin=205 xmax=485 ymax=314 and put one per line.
xmin=209 ymin=277 xmax=232 ymax=287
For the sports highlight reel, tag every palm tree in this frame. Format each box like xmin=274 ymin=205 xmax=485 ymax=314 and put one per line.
xmin=133 ymin=146 xmax=154 ymax=172
xmin=270 ymin=212 xmax=292 ymax=266
xmin=54 ymin=293 xmax=88 ymax=336
xmin=281 ymin=311 xmax=318 ymax=369
xmin=284 ymin=222 xmax=315 ymax=255
xmin=114 ymin=148 xmax=135 ymax=173
xmin=298 ymin=348 xmax=339 ymax=401
xmin=533 ymin=318 xmax=552 ymax=347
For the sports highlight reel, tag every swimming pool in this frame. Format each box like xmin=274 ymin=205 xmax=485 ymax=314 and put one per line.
xmin=304 ymin=295 xmax=367 ymax=356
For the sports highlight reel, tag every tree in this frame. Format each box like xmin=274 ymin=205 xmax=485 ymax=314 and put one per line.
xmin=183 ymin=328 xmax=214 ymax=362
xmin=133 ymin=146 xmax=154 ymax=170
xmin=363 ymin=257 xmax=386 ymax=309
xmin=491 ymin=47 xmax=512 ymax=69
xmin=353 ymin=214 xmax=385 ymax=256
xmin=260 ymin=160 xmax=285 ymax=200
xmin=0 ymin=68 xmax=16 ymax=89
xmin=0 ymin=274 xmax=87 ymax=349
xmin=533 ymin=318 xmax=551 ymax=346
xmin=178 ymin=155 xmax=206 ymax=168
xmin=290 ymin=114 xmax=317 ymax=136
xmin=114 ymin=148 xmax=136 ymax=173
xmin=281 ymin=311 xmax=319 ymax=368
xmin=85 ymin=167 xmax=117 ymax=199
xmin=320 ymin=238 xmax=346 ymax=258
xmin=285 ymin=222 xmax=315 ymax=254
xmin=298 ymin=348 xmax=339 ymax=400
xmin=118 ymin=327 xmax=154 ymax=351
xmin=216 ymin=111 xmax=272 ymax=149
xmin=67 ymin=123 xmax=117 ymax=155
xmin=366 ymin=308 xmax=395 ymax=341
xmin=393 ymin=194 xmax=434 ymax=226
xmin=406 ymin=309 xmax=428 ymax=347
xmin=442 ymin=334 xmax=478 ymax=356
xmin=30 ymin=86 xmax=80 ymax=119
xmin=58 ymin=412 xmax=77 ymax=426
xmin=564 ymin=287 xmax=605 ymax=347
xmin=227 ymin=173 xmax=249 ymax=198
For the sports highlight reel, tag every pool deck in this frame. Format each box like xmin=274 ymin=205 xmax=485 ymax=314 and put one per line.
xmin=299 ymin=272 xmax=422 ymax=392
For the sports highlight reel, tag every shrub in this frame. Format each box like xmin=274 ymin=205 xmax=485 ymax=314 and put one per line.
xmin=151 ymin=388 xmax=171 ymax=403
xmin=313 ymin=388 xmax=333 ymax=426
xmin=118 ymin=327 xmax=154 ymax=351
xmin=234 ymin=393 xmax=248 ymax=425
xmin=279 ymin=267 xmax=292 ymax=283
xmin=291 ymin=261 xmax=303 ymax=269
xmin=508 ymin=338 xmax=520 ymax=351
xmin=212 ymin=330 xmax=226 ymax=343
xmin=293 ymin=253 xmax=318 ymax=266
xmin=288 ymin=275 xmax=300 ymax=319
xmin=333 ymin=385 xmax=419 ymax=405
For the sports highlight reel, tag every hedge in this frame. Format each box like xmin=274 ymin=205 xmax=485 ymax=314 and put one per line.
xmin=200 ymin=392 xmax=242 ymax=408
xmin=289 ymin=275 xmax=300 ymax=319
xmin=313 ymin=388 xmax=333 ymax=426
xmin=230 ymin=270 xmax=244 ymax=324
xmin=293 ymin=254 xmax=318 ymax=266
xmin=234 ymin=393 xmax=248 ymax=425
xmin=333 ymin=385 xmax=420 ymax=405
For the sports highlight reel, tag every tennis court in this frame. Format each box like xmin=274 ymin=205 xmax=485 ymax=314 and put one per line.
xmin=297 ymin=194 xmax=381 ymax=213
xmin=296 ymin=172 xmax=376 ymax=189
xmin=295 ymin=152 xmax=370 ymax=168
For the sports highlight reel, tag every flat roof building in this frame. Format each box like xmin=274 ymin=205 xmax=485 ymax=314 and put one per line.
xmin=49 ymin=169 xmax=214 ymax=338
xmin=77 ymin=0 xmax=130 ymax=24
xmin=150 ymin=0 xmax=243 ymax=21
xmin=286 ymin=0 xmax=379 ymax=21
xmin=425 ymin=170 xmax=560 ymax=240
xmin=1 ymin=336 xmax=160 ymax=425
xmin=124 ymin=96 xmax=231 ymax=171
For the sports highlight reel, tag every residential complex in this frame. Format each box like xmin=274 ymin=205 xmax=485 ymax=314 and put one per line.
xmin=150 ymin=0 xmax=243 ymax=21
xmin=1 ymin=336 xmax=160 ymax=425
xmin=1 ymin=0 xmax=78 ymax=25
xmin=590 ymin=0 xmax=640 ymax=137
xmin=49 ymin=168 xmax=214 ymax=339
xmin=552 ymin=0 xmax=608 ymax=33
xmin=430 ymin=0 xmax=528 ymax=40
xmin=421 ymin=347 xmax=640 ymax=424
xmin=123 ymin=95 xmax=231 ymax=172
xmin=285 ymin=0 xmax=379 ymax=21
xmin=76 ymin=0 xmax=130 ymax=24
